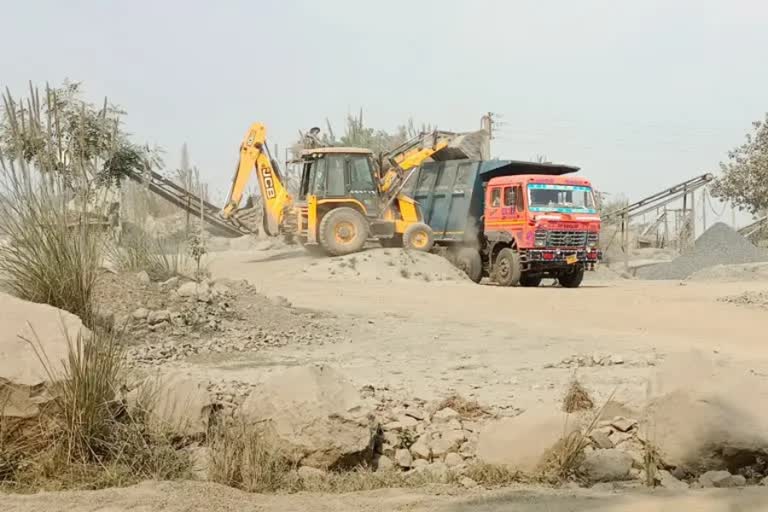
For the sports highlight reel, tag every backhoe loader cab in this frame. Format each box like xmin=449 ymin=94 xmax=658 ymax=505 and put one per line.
xmin=295 ymin=147 xmax=434 ymax=256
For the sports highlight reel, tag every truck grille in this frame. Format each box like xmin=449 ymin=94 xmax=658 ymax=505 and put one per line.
xmin=587 ymin=232 xmax=599 ymax=245
xmin=538 ymin=230 xmax=588 ymax=247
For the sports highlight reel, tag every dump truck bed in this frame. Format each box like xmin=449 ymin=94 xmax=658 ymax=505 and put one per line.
xmin=404 ymin=159 xmax=578 ymax=244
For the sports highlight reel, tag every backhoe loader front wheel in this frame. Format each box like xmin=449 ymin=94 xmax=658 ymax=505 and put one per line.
xmin=318 ymin=207 xmax=368 ymax=256
xmin=402 ymin=223 xmax=434 ymax=252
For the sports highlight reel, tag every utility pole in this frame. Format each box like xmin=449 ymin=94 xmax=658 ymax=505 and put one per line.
xmin=690 ymin=190 xmax=696 ymax=247
xmin=480 ymin=112 xmax=496 ymax=159
xmin=701 ymin=188 xmax=707 ymax=233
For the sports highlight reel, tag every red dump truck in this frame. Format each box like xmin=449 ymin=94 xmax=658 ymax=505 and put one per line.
xmin=403 ymin=159 xmax=602 ymax=287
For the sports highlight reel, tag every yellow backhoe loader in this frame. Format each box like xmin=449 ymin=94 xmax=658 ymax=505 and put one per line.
xmin=222 ymin=122 xmax=483 ymax=256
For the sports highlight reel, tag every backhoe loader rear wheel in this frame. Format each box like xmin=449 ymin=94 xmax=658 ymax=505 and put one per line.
xmin=318 ymin=207 xmax=368 ymax=256
xmin=402 ymin=223 xmax=434 ymax=252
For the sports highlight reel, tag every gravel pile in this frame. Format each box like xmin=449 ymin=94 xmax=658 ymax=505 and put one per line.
xmin=637 ymin=223 xmax=768 ymax=280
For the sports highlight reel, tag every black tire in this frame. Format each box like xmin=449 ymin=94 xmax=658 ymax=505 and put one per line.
xmin=520 ymin=273 xmax=542 ymax=287
xmin=318 ymin=207 xmax=368 ymax=256
xmin=402 ymin=222 xmax=435 ymax=252
xmin=454 ymin=248 xmax=483 ymax=283
xmin=559 ymin=266 xmax=585 ymax=288
xmin=494 ymin=248 xmax=522 ymax=287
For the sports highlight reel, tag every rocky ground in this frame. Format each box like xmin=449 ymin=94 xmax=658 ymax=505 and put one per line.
xmin=4 ymin=241 xmax=768 ymax=510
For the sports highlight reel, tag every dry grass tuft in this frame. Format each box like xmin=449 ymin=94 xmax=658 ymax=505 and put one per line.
xmin=436 ymin=394 xmax=490 ymax=418
xmin=107 ymin=230 xmax=190 ymax=282
xmin=463 ymin=462 xmax=522 ymax=486
xmin=1 ymin=328 xmax=190 ymax=491
xmin=0 ymin=167 xmax=102 ymax=326
xmin=562 ymin=379 xmax=594 ymax=413
xmin=540 ymin=389 xmax=615 ymax=483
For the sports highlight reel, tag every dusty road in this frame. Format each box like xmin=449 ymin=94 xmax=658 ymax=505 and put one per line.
xmin=193 ymin=247 xmax=768 ymax=412
xmin=6 ymin=481 xmax=768 ymax=512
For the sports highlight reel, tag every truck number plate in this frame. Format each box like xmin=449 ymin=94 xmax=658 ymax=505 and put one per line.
xmin=566 ymin=255 xmax=578 ymax=265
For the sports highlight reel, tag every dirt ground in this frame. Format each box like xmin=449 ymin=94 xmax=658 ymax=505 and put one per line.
xmin=191 ymin=246 xmax=768 ymax=415
xmin=7 ymin=244 xmax=768 ymax=510
xmin=6 ymin=480 xmax=768 ymax=512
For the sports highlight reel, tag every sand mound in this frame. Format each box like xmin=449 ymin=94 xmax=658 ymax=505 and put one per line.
xmin=637 ymin=223 xmax=768 ymax=280
xmin=303 ymin=249 xmax=468 ymax=283
xmin=687 ymin=262 xmax=768 ymax=282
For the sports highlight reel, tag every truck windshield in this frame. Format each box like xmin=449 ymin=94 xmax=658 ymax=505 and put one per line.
xmin=527 ymin=184 xmax=596 ymax=213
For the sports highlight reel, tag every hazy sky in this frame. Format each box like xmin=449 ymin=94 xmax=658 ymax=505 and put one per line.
xmin=3 ymin=0 xmax=768 ymax=222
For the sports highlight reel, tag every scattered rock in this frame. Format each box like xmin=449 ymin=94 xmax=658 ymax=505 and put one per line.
xmin=657 ymin=469 xmax=688 ymax=490
xmin=590 ymin=431 xmax=614 ymax=450
xmin=476 ymin=407 xmax=578 ymax=473
xmin=460 ymin=476 xmax=478 ymax=489
xmin=395 ymin=449 xmax=413 ymax=468
xmin=147 ymin=309 xmax=171 ymax=325
xmin=239 ymin=365 xmax=376 ymax=470
xmin=136 ymin=270 xmax=151 ymax=284
xmin=445 ymin=452 xmax=464 ymax=467
xmin=433 ymin=407 xmax=460 ymax=423
xmin=177 ymin=281 xmax=209 ymax=299
xmin=413 ymin=459 xmax=429 ymax=469
xmin=410 ymin=436 xmax=431 ymax=460
xmin=579 ymin=449 xmax=633 ymax=483
xmin=132 ymin=307 xmax=149 ymax=320
xmin=610 ymin=417 xmax=637 ymax=433
xmin=698 ymin=470 xmax=746 ymax=488
xmin=375 ymin=455 xmax=394 ymax=472
xmin=160 ymin=276 xmax=180 ymax=289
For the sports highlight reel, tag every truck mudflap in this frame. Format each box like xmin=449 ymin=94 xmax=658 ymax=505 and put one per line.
xmin=526 ymin=249 xmax=602 ymax=269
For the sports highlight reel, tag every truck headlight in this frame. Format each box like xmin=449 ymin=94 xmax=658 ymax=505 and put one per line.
xmin=535 ymin=239 xmax=546 ymax=247
xmin=534 ymin=230 xmax=547 ymax=247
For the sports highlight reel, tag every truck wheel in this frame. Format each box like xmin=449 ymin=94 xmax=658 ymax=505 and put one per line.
xmin=519 ymin=273 xmax=542 ymax=287
xmin=403 ymin=223 xmax=434 ymax=252
xmin=318 ymin=207 xmax=368 ymax=256
xmin=454 ymin=248 xmax=482 ymax=283
xmin=494 ymin=248 xmax=522 ymax=287
xmin=558 ymin=266 xmax=585 ymax=288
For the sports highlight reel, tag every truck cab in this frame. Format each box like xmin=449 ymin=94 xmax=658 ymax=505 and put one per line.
xmin=483 ymin=174 xmax=601 ymax=286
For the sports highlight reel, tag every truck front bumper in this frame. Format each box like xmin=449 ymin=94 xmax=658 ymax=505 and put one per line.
xmin=526 ymin=248 xmax=602 ymax=268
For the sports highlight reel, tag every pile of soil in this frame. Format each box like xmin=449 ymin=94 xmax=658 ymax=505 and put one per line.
xmin=687 ymin=262 xmax=768 ymax=282
xmin=636 ymin=223 xmax=768 ymax=280
xmin=302 ymin=249 xmax=468 ymax=283
xmin=93 ymin=271 xmax=345 ymax=368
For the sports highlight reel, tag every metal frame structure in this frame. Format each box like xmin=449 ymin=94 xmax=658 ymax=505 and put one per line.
xmin=603 ymin=173 xmax=714 ymax=270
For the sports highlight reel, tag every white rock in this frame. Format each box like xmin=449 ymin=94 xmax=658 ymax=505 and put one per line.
xmin=413 ymin=459 xmax=429 ymax=469
xmin=375 ymin=455 xmax=394 ymax=471
xmin=460 ymin=476 xmax=478 ymax=489
xmin=445 ymin=452 xmax=464 ymax=467
xmin=136 ymin=271 xmax=151 ymax=284
xmin=239 ymin=365 xmax=376 ymax=469
xmin=398 ymin=415 xmax=419 ymax=429
xmin=579 ymin=449 xmax=633 ymax=483
xmin=0 ymin=293 xmax=86 ymax=418
xmin=147 ymin=309 xmax=171 ymax=325
xmin=132 ymin=307 xmax=149 ymax=320
xmin=657 ymin=469 xmax=688 ymax=490
xmin=610 ymin=416 xmax=637 ymax=432
xmin=698 ymin=470 xmax=745 ymax=488
xmin=395 ymin=448 xmax=413 ymax=468
xmin=143 ymin=371 xmax=215 ymax=437
xmin=432 ymin=407 xmax=460 ymax=423
xmin=410 ymin=436 xmax=431 ymax=460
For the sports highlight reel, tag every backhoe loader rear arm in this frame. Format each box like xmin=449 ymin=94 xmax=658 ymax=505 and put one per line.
xmin=222 ymin=123 xmax=292 ymax=236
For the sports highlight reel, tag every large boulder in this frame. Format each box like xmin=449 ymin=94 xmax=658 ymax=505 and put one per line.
xmin=0 ymin=293 xmax=86 ymax=418
xmin=143 ymin=371 xmax=216 ymax=437
xmin=239 ymin=365 xmax=377 ymax=470
xmin=579 ymin=449 xmax=633 ymax=483
xmin=476 ymin=407 xmax=578 ymax=474
xmin=643 ymin=351 xmax=768 ymax=474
